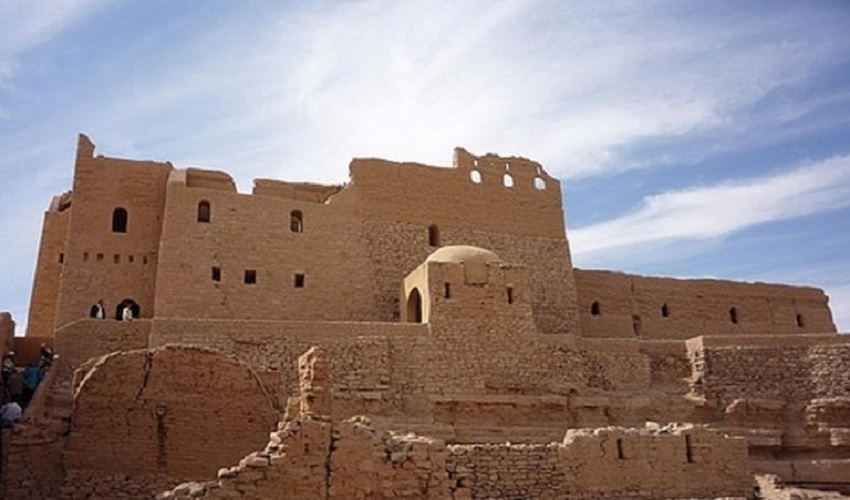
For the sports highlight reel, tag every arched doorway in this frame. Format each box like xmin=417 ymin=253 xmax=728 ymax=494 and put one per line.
xmin=115 ymin=299 xmax=141 ymax=320
xmin=406 ymin=288 xmax=422 ymax=323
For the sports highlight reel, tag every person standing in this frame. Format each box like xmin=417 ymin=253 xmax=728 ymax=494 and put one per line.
xmin=90 ymin=299 xmax=106 ymax=319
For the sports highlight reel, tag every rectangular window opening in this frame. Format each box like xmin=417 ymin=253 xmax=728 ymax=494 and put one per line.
xmin=58 ymin=253 xmax=65 ymax=264
xmin=212 ymin=266 xmax=221 ymax=282
xmin=83 ymin=252 xmax=89 ymax=262
xmin=294 ymin=273 xmax=305 ymax=288
xmin=244 ymin=269 xmax=257 ymax=284
xmin=616 ymin=438 xmax=624 ymax=460
xmin=444 ymin=283 xmax=451 ymax=299
xmin=506 ymin=286 xmax=515 ymax=304
xmin=685 ymin=434 xmax=694 ymax=463
xmin=114 ymin=254 xmax=120 ymax=264
xmin=96 ymin=253 xmax=104 ymax=262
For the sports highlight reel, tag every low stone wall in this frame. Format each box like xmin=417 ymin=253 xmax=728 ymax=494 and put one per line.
xmin=54 ymin=319 xmax=150 ymax=378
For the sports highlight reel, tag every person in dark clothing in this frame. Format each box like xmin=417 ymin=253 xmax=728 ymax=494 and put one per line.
xmin=39 ymin=343 xmax=54 ymax=369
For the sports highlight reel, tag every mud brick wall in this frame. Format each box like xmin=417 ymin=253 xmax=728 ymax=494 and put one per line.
xmin=575 ymin=269 xmax=836 ymax=339
xmin=60 ymin=346 xmax=278 ymax=499
xmin=53 ymin=318 xmax=150 ymax=378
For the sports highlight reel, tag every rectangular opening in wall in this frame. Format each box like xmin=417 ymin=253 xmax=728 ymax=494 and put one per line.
xmin=616 ymin=438 xmax=624 ymax=460
xmin=444 ymin=283 xmax=451 ymax=299
xmin=294 ymin=273 xmax=305 ymax=288
xmin=83 ymin=252 xmax=89 ymax=262
xmin=114 ymin=254 xmax=120 ymax=264
xmin=211 ymin=266 xmax=221 ymax=282
xmin=685 ymin=434 xmax=693 ymax=463
xmin=58 ymin=253 xmax=64 ymax=264
xmin=128 ymin=255 xmax=134 ymax=263
xmin=506 ymin=286 xmax=514 ymax=304
xmin=97 ymin=253 xmax=104 ymax=262
xmin=244 ymin=269 xmax=257 ymax=284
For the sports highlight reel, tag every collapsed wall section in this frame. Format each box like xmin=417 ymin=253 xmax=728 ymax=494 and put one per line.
xmin=61 ymin=345 xmax=278 ymax=499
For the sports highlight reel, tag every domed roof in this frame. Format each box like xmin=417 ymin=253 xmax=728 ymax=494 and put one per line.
xmin=425 ymin=245 xmax=500 ymax=265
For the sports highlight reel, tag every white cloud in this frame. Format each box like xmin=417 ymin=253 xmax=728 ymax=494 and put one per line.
xmin=570 ymin=155 xmax=850 ymax=254
xmin=59 ymin=0 xmax=850 ymax=186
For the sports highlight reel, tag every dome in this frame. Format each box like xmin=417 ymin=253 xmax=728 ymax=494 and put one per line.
xmin=425 ymin=245 xmax=500 ymax=265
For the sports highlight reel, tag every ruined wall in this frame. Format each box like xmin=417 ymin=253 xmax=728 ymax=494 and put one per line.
xmin=53 ymin=318 xmax=150 ymax=378
xmin=686 ymin=334 xmax=850 ymax=457
xmin=53 ymin=135 xmax=172 ymax=330
xmin=447 ymin=424 xmax=750 ymax=499
xmin=353 ymin=149 xmax=579 ymax=333
xmin=152 ymin=149 xmax=579 ymax=334
xmin=687 ymin=334 xmax=850 ymax=404
xmin=61 ymin=345 xmax=278 ymax=499
xmin=575 ymin=269 xmax=836 ymax=339
xmin=26 ymin=197 xmax=71 ymax=337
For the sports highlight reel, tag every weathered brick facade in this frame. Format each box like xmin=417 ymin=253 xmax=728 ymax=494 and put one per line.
xmin=1 ymin=135 xmax=848 ymax=499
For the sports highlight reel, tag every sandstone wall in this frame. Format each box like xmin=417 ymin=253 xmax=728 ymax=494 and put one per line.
xmin=26 ymin=199 xmax=70 ymax=337
xmin=53 ymin=318 xmax=150 ymax=378
xmin=152 ymin=149 xmax=579 ymax=334
xmin=575 ymin=269 xmax=836 ymax=339
xmin=53 ymin=135 xmax=172 ymax=330
xmin=61 ymin=345 xmax=278 ymax=499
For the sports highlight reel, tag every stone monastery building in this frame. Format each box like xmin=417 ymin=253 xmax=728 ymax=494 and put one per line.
xmin=1 ymin=134 xmax=848 ymax=499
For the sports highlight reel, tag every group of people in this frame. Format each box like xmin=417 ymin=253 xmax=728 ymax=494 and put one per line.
xmin=90 ymin=299 xmax=135 ymax=321
xmin=1 ymin=344 xmax=54 ymax=428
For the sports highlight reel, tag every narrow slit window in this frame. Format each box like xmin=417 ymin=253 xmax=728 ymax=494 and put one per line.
xmin=113 ymin=254 xmax=120 ymax=264
xmin=112 ymin=207 xmax=128 ymax=233
xmin=290 ymin=210 xmax=303 ymax=233
xmin=729 ymin=307 xmax=738 ymax=324
xmin=58 ymin=253 xmax=65 ymax=264
xmin=244 ymin=269 xmax=257 ymax=284
xmin=796 ymin=313 xmax=805 ymax=328
xmin=616 ymin=438 xmax=624 ymax=460
xmin=661 ymin=303 xmax=670 ymax=318
xmin=507 ymin=287 xmax=514 ymax=304
xmin=591 ymin=301 xmax=601 ymax=316
xmin=685 ymin=434 xmax=694 ymax=463
xmin=444 ymin=283 xmax=451 ymax=299
xmin=428 ymin=225 xmax=440 ymax=247
xmin=211 ymin=266 xmax=221 ymax=282
xmin=197 ymin=200 xmax=211 ymax=223
xmin=294 ymin=273 xmax=305 ymax=288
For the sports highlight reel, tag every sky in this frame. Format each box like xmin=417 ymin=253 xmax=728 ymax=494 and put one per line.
xmin=1 ymin=0 xmax=849 ymax=333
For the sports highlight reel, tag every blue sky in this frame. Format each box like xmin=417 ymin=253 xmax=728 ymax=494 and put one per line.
xmin=1 ymin=0 xmax=849 ymax=333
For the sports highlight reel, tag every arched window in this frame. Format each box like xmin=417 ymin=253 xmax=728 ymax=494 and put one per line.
xmin=729 ymin=307 xmax=739 ymax=324
xmin=661 ymin=303 xmax=670 ymax=318
xmin=406 ymin=288 xmax=423 ymax=323
xmin=112 ymin=207 xmax=128 ymax=233
xmin=115 ymin=298 xmax=140 ymax=320
xmin=197 ymin=200 xmax=211 ymax=223
xmin=503 ymin=174 xmax=514 ymax=188
xmin=290 ymin=210 xmax=303 ymax=233
xmin=591 ymin=300 xmax=601 ymax=316
xmin=428 ymin=225 xmax=440 ymax=247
